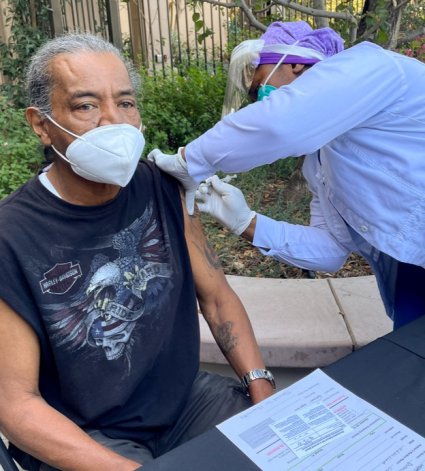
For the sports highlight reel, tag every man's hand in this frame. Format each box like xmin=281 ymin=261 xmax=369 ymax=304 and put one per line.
xmin=148 ymin=147 xmax=198 ymax=215
xmin=196 ymin=175 xmax=256 ymax=235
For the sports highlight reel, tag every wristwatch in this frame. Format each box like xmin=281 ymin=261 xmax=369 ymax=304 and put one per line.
xmin=241 ymin=369 xmax=276 ymax=391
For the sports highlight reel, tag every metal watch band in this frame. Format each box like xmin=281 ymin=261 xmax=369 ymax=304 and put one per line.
xmin=241 ymin=368 xmax=276 ymax=390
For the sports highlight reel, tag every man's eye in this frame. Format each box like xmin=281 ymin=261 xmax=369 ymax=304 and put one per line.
xmin=120 ymin=101 xmax=135 ymax=109
xmin=76 ymin=103 xmax=95 ymax=111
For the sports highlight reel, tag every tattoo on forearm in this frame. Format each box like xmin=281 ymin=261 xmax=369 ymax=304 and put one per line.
xmin=217 ymin=321 xmax=238 ymax=354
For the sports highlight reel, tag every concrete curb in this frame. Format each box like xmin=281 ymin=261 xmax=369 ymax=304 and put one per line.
xmin=199 ymin=275 xmax=392 ymax=368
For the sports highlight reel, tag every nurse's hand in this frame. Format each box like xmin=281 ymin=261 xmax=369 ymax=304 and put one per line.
xmin=148 ymin=147 xmax=198 ymax=215
xmin=196 ymin=175 xmax=256 ymax=235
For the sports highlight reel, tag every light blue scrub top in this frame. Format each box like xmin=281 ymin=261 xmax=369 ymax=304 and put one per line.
xmin=185 ymin=42 xmax=425 ymax=318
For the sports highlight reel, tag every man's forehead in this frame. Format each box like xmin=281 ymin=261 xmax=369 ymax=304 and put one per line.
xmin=49 ymin=51 xmax=132 ymax=90
xmin=50 ymin=51 xmax=124 ymax=70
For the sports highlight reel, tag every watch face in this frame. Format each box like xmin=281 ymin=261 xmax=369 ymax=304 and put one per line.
xmin=254 ymin=370 xmax=265 ymax=380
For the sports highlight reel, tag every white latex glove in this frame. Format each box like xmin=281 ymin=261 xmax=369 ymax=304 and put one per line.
xmin=196 ymin=175 xmax=256 ymax=235
xmin=148 ymin=147 xmax=198 ymax=215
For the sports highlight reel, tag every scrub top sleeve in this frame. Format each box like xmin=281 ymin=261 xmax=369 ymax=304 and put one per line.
xmin=184 ymin=42 xmax=407 ymax=177
xmin=185 ymin=138 xmax=217 ymax=183
xmin=253 ymin=213 xmax=350 ymax=273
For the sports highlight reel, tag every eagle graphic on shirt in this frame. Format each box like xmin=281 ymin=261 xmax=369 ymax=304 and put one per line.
xmin=43 ymin=202 xmax=173 ymax=367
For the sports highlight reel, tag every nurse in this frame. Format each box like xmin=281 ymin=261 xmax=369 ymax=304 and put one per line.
xmin=148 ymin=21 xmax=425 ymax=329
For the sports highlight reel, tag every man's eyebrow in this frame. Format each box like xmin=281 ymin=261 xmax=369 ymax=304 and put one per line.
xmin=69 ymin=91 xmax=99 ymax=100
xmin=69 ymin=89 xmax=136 ymax=100
xmin=118 ymin=88 xmax=136 ymax=97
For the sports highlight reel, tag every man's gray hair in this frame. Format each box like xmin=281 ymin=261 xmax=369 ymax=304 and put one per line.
xmin=26 ymin=32 xmax=140 ymax=115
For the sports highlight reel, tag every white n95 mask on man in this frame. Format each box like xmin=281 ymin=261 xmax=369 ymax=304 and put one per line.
xmin=46 ymin=115 xmax=145 ymax=187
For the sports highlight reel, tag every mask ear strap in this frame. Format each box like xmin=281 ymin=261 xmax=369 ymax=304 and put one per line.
xmin=51 ymin=145 xmax=73 ymax=165
xmin=262 ymin=39 xmax=299 ymax=87
xmin=45 ymin=114 xmax=82 ymax=140
xmin=262 ymin=54 xmax=287 ymax=86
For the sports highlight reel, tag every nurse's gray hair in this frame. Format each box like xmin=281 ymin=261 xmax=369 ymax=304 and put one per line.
xmin=26 ymin=32 xmax=140 ymax=115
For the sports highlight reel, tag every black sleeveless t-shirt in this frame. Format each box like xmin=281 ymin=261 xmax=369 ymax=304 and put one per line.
xmin=0 ymin=161 xmax=199 ymax=445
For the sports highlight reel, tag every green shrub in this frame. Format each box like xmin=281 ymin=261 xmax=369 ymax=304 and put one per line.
xmin=0 ymin=0 xmax=50 ymax=107
xmin=138 ymin=66 xmax=227 ymax=155
xmin=397 ymin=36 xmax=425 ymax=62
xmin=0 ymin=96 xmax=44 ymax=199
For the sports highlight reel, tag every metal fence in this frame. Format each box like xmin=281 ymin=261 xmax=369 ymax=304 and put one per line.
xmin=48 ymin=0 xmax=123 ymax=48
xmin=1 ymin=0 xmax=364 ymax=78
xmin=124 ymin=0 xmax=365 ymax=76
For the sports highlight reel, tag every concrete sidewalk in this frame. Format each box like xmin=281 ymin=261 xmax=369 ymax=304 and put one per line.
xmin=200 ymin=275 xmax=393 ymax=388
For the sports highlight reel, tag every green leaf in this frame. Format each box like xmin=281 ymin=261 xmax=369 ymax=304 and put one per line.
xmin=195 ymin=20 xmax=204 ymax=32
xmin=197 ymin=29 xmax=214 ymax=44
xmin=375 ymin=29 xmax=389 ymax=44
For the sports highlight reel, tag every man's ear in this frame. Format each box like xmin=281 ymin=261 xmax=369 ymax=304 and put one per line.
xmin=25 ymin=107 xmax=52 ymax=146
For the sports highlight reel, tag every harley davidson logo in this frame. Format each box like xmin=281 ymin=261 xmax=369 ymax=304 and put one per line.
xmin=40 ymin=262 xmax=82 ymax=295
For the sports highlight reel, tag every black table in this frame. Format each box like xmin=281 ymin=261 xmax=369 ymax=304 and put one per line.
xmin=143 ymin=316 xmax=425 ymax=470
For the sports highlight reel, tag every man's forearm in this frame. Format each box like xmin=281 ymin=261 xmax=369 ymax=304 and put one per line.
xmin=202 ymin=295 xmax=274 ymax=404
xmin=2 ymin=395 xmax=141 ymax=471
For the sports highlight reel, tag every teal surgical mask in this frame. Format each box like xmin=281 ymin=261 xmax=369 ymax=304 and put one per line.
xmin=257 ymin=84 xmax=277 ymax=101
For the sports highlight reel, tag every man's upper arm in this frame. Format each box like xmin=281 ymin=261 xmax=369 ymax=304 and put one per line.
xmin=181 ymin=197 xmax=231 ymax=305
xmin=0 ymin=299 xmax=40 ymax=418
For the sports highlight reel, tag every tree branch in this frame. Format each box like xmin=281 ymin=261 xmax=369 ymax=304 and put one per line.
xmin=394 ymin=0 xmax=411 ymax=11
xmin=356 ymin=21 xmax=381 ymax=41
xmin=239 ymin=0 xmax=267 ymax=31
xmin=194 ymin=0 xmax=357 ymax=27
xmin=273 ymin=0 xmax=357 ymax=23
xmin=190 ymin=0 xmax=266 ymax=30
xmin=192 ymin=0 xmax=237 ymax=6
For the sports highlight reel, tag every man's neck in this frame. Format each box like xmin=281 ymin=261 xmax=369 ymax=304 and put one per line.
xmin=46 ymin=161 xmax=121 ymax=206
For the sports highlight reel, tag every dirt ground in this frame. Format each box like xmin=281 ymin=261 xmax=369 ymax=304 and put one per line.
xmin=206 ymin=165 xmax=373 ymax=280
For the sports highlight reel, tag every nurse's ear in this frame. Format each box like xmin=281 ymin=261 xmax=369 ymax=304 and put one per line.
xmin=291 ymin=63 xmax=311 ymax=77
xmin=26 ymin=107 xmax=52 ymax=146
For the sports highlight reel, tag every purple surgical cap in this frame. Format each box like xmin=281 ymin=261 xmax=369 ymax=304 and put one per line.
xmin=259 ymin=21 xmax=344 ymax=65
